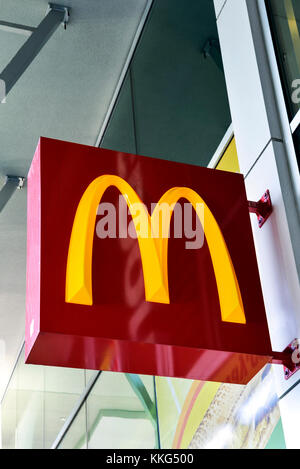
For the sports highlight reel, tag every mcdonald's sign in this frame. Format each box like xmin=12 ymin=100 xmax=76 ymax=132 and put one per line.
xmin=25 ymin=137 xmax=274 ymax=384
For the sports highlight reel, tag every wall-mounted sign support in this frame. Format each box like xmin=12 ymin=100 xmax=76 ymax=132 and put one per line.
xmin=281 ymin=340 xmax=300 ymax=380
xmin=0 ymin=176 xmax=25 ymax=214
xmin=46 ymin=3 xmax=70 ymax=30
xmin=248 ymin=190 xmax=272 ymax=228
xmin=271 ymin=343 xmax=300 ymax=378
xmin=0 ymin=3 xmax=70 ymax=97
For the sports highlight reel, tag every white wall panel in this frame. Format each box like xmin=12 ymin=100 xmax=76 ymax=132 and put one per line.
xmin=245 ymin=141 xmax=300 ymax=397
xmin=215 ymin=0 xmax=282 ymax=176
xmin=216 ymin=0 xmax=300 ymax=448
xmin=277 ymin=385 xmax=300 ymax=449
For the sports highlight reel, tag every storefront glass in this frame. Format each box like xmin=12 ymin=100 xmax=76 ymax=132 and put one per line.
xmin=58 ymin=406 xmax=88 ymax=450
xmin=1 ymin=347 xmax=159 ymax=449
xmin=86 ymin=373 xmax=157 ymax=449
xmin=0 ymin=346 xmax=86 ymax=449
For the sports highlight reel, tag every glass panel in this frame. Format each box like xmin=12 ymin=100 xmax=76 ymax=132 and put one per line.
xmin=44 ymin=366 xmax=85 ymax=448
xmin=86 ymin=372 xmax=157 ymax=449
xmin=265 ymin=418 xmax=286 ymax=449
xmin=0 ymin=349 xmax=159 ymax=449
xmin=1 ymin=366 xmax=17 ymax=449
xmin=0 ymin=345 xmax=86 ymax=449
xmin=267 ymin=0 xmax=300 ymax=120
xmin=101 ymin=0 xmax=232 ymax=167
xmin=155 ymin=376 xmax=194 ymax=449
xmin=58 ymin=404 xmax=87 ymax=449
xmin=15 ymin=352 xmax=44 ymax=449
xmin=85 ymin=370 xmax=99 ymax=387
xmin=1 ymin=347 xmax=45 ymax=449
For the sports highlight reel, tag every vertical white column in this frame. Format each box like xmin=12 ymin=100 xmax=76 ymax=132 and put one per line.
xmin=214 ymin=0 xmax=300 ymax=449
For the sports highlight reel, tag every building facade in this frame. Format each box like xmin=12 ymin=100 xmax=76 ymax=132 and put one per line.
xmin=0 ymin=0 xmax=299 ymax=449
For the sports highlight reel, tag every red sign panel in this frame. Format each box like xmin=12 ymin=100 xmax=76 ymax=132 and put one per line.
xmin=25 ymin=137 xmax=273 ymax=384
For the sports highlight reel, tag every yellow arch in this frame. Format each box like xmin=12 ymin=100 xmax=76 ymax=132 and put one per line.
xmin=152 ymin=188 xmax=245 ymax=324
xmin=65 ymin=176 xmax=246 ymax=324
xmin=65 ymin=175 xmax=168 ymax=305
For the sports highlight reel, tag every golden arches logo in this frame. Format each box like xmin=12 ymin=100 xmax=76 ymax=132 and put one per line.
xmin=65 ymin=175 xmax=246 ymax=324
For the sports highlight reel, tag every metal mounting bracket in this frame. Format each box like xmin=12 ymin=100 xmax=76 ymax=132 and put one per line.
xmin=47 ymin=3 xmax=71 ymax=29
xmin=283 ymin=340 xmax=300 ymax=380
xmin=271 ymin=339 xmax=300 ymax=380
xmin=0 ymin=175 xmax=25 ymax=213
xmin=6 ymin=175 xmax=25 ymax=190
xmin=248 ymin=190 xmax=272 ymax=228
